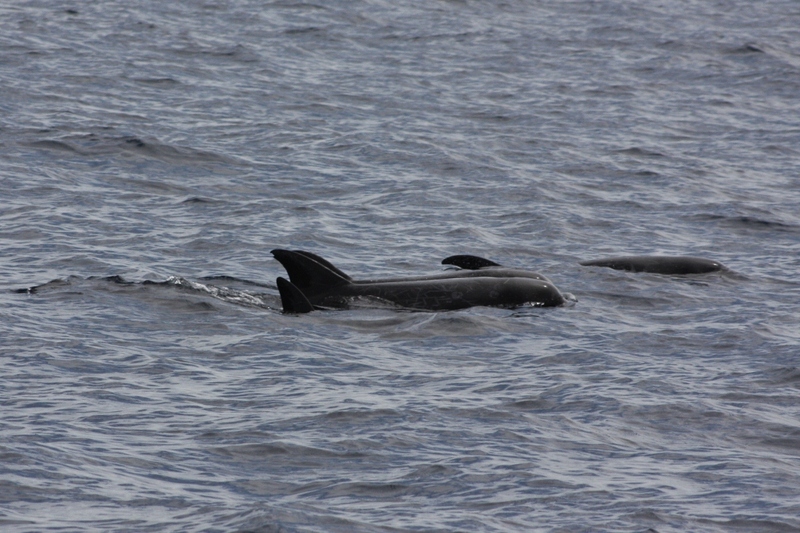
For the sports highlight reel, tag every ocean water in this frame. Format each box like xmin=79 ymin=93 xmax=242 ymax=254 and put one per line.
xmin=2 ymin=0 xmax=800 ymax=531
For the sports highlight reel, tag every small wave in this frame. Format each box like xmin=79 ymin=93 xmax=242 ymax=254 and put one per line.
xmin=758 ymin=366 xmax=800 ymax=386
xmin=728 ymin=43 xmax=765 ymax=54
xmin=162 ymin=277 xmax=276 ymax=310
xmin=284 ymin=26 xmax=324 ymax=35
xmin=211 ymin=441 xmax=357 ymax=460
xmin=129 ymin=77 xmax=181 ymax=86
xmin=14 ymin=275 xmax=279 ymax=311
xmin=181 ymin=196 xmax=215 ymax=204
xmin=613 ymin=147 xmax=666 ymax=158
xmin=26 ymin=133 xmax=240 ymax=167
xmin=27 ymin=139 xmax=84 ymax=154
xmin=13 ymin=277 xmax=77 ymax=294
xmin=199 ymin=275 xmax=275 ymax=289
xmin=117 ymin=136 xmax=238 ymax=165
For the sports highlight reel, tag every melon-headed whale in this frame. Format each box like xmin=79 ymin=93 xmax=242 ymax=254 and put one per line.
xmin=272 ymin=249 xmax=565 ymax=313
xmin=579 ymin=255 xmax=726 ymax=275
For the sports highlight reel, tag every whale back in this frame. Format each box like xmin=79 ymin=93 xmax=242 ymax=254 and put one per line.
xmin=441 ymin=254 xmax=501 ymax=270
xmin=272 ymin=249 xmax=565 ymax=313
xmin=579 ymin=255 xmax=726 ymax=274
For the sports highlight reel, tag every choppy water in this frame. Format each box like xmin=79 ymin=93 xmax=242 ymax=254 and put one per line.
xmin=2 ymin=1 xmax=800 ymax=531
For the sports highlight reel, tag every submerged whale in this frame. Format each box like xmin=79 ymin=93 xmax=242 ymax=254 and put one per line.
xmin=272 ymin=249 xmax=565 ymax=313
xmin=579 ymin=255 xmax=727 ymax=275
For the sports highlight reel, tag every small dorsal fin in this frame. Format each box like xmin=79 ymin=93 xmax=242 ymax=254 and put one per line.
xmin=276 ymin=277 xmax=314 ymax=313
xmin=271 ymin=249 xmax=351 ymax=289
xmin=441 ymin=255 xmax=502 ymax=270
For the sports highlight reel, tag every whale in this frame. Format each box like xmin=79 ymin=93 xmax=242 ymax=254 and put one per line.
xmin=272 ymin=249 xmax=565 ymax=313
xmin=579 ymin=255 xmax=727 ymax=275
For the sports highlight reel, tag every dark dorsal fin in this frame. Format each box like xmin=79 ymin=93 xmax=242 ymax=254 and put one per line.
xmin=293 ymin=250 xmax=352 ymax=280
xmin=276 ymin=277 xmax=314 ymax=313
xmin=441 ymin=255 xmax=502 ymax=270
xmin=271 ymin=249 xmax=351 ymax=289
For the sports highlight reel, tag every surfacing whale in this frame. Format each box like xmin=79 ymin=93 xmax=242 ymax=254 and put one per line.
xmin=579 ymin=255 xmax=727 ymax=275
xmin=272 ymin=249 xmax=565 ymax=313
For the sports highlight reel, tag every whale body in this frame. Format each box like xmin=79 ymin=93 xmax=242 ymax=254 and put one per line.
xmin=579 ymin=255 xmax=726 ymax=275
xmin=272 ymin=249 xmax=565 ymax=313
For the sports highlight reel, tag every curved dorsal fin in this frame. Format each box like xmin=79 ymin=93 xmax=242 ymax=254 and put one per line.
xmin=441 ymin=254 xmax=502 ymax=270
xmin=271 ymin=249 xmax=351 ymax=290
xmin=276 ymin=277 xmax=314 ymax=313
xmin=293 ymin=250 xmax=352 ymax=280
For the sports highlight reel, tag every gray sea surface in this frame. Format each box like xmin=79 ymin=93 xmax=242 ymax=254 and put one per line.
xmin=2 ymin=1 xmax=800 ymax=531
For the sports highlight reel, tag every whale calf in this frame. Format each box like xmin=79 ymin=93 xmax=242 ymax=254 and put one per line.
xmin=579 ymin=255 xmax=726 ymax=275
xmin=272 ymin=249 xmax=565 ymax=313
